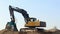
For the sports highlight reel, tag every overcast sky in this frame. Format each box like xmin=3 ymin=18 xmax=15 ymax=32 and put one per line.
xmin=0 ymin=0 xmax=60 ymax=30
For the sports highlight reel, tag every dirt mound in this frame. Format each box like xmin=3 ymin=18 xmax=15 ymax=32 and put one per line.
xmin=0 ymin=29 xmax=19 ymax=34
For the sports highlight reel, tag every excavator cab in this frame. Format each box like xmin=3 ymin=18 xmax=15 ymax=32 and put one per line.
xmin=25 ymin=18 xmax=36 ymax=23
xmin=30 ymin=18 xmax=36 ymax=22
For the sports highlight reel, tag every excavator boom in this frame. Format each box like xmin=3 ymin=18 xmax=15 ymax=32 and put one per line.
xmin=9 ymin=5 xmax=29 ymax=22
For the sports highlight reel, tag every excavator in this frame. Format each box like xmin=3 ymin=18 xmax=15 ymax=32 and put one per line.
xmin=5 ymin=5 xmax=46 ymax=31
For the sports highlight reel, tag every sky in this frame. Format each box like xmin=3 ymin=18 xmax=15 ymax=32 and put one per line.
xmin=0 ymin=0 xmax=60 ymax=30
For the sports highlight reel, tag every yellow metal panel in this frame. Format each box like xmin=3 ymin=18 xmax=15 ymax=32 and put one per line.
xmin=25 ymin=20 xmax=40 ymax=27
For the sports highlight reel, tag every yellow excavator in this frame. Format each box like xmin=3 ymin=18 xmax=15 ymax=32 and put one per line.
xmin=5 ymin=5 xmax=46 ymax=31
xmin=6 ymin=5 xmax=46 ymax=31
xmin=9 ymin=5 xmax=46 ymax=27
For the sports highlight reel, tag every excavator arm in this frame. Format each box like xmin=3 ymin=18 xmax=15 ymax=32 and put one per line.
xmin=6 ymin=5 xmax=30 ymax=31
xmin=9 ymin=5 xmax=29 ymax=22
